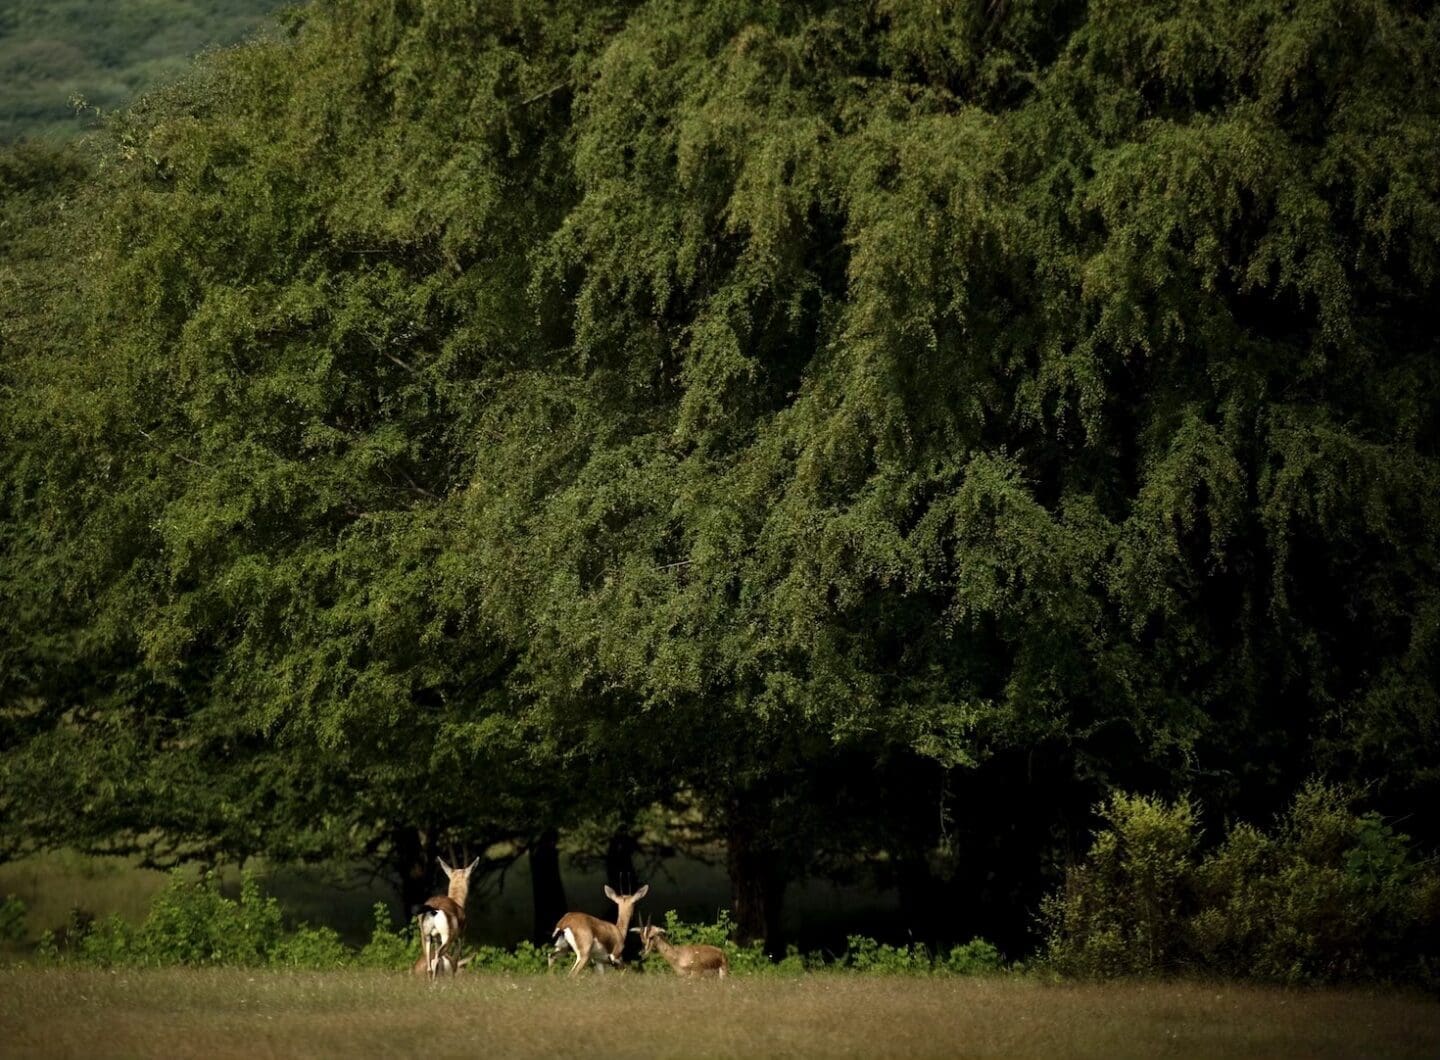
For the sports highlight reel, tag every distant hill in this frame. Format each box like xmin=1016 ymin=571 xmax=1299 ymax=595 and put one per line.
xmin=0 ymin=0 xmax=283 ymax=142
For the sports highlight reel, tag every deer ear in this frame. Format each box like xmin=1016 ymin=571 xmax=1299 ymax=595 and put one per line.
xmin=439 ymin=857 xmax=453 ymax=877
xmin=633 ymin=884 xmax=649 ymax=900
xmin=465 ymin=856 xmax=480 ymax=874
xmin=604 ymin=885 xmax=619 ymax=902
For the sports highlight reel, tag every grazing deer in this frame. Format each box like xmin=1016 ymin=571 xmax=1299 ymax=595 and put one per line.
xmin=548 ymin=884 xmax=649 ymax=977
xmin=633 ymin=920 xmax=729 ymax=978
xmin=417 ymin=856 xmax=479 ymax=982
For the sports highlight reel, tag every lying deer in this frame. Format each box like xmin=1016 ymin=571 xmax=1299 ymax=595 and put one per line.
xmin=633 ymin=920 xmax=729 ymax=978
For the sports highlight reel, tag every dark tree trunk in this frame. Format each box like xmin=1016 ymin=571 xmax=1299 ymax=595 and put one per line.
xmin=604 ymin=828 xmax=640 ymax=894
xmin=726 ymin=803 xmax=786 ymax=952
xmin=529 ymin=828 xmax=568 ymax=944
xmin=393 ymin=825 xmax=436 ymax=914
xmin=896 ymin=854 xmax=949 ymax=947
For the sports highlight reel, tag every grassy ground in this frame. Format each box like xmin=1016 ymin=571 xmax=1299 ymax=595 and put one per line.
xmin=2 ymin=969 xmax=1438 ymax=1059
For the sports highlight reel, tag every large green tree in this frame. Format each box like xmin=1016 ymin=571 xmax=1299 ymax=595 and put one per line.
xmin=3 ymin=0 xmax=1437 ymax=946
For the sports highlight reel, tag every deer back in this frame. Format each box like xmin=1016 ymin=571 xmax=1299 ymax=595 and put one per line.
xmin=643 ymin=928 xmax=728 ymax=977
xmin=676 ymin=943 xmax=729 ymax=975
xmin=422 ymin=894 xmax=466 ymax=935
xmin=554 ymin=911 xmax=624 ymax=955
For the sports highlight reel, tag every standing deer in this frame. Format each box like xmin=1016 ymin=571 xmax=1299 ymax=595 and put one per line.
xmin=548 ymin=884 xmax=649 ymax=977
xmin=633 ymin=920 xmax=730 ymax=978
xmin=417 ymin=856 xmax=479 ymax=982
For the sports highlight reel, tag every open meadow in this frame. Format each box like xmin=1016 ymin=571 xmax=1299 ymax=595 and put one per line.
xmin=3 ymin=969 xmax=1438 ymax=1059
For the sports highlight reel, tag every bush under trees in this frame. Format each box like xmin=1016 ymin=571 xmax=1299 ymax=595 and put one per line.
xmin=27 ymin=870 xmax=1012 ymax=976
xmin=1044 ymin=783 xmax=1440 ymax=985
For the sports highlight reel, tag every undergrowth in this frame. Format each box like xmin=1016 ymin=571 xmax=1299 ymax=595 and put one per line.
xmin=1043 ymin=782 xmax=1440 ymax=986
xmin=17 ymin=870 xmax=1011 ymax=976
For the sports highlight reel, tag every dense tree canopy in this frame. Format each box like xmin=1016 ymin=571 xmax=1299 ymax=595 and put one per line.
xmin=3 ymin=0 xmax=1437 ymax=947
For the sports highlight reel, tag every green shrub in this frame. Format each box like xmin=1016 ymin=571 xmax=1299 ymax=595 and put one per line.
xmin=1042 ymin=792 xmax=1198 ymax=977
xmin=659 ymin=907 xmax=735 ymax=947
xmin=938 ymin=938 xmax=1003 ymax=976
xmin=464 ymin=940 xmax=550 ymax=974
xmin=76 ymin=914 xmax=138 ymax=965
xmin=843 ymin=934 xmax=932 ymax=974
xmin=649 ymin=910 xmax=1001 ymax=977
xmin=773 ymin=945 xmax=808 ymax=976
xmin=131 ymin=870 xmax=283 ymax=966
xmin=838 ymin=935 xmax=1005 ymax=975
xmin=1192 ymin=782 xmax=1438 ymax=984
xmin=269 ymin=925 xmax=352 ymax=968
xmin=1044 ymin=782 xmax=1440 ymax=984
xmin=356 ymin=902 xmax=413 ymax=970
xmin=0 ymin=895 xmax=27 ymax=943
xmin=37 ymin=868 xmax=356 ymax=968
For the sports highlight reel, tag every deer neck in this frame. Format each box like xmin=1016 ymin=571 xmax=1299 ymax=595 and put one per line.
xmin=613 ymin=903 xmax=637 ymax=937
xmin=448 ymin=876 xmax=470 ymax=907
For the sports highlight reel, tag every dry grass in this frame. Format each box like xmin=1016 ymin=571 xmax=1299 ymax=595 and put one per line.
xmin=2 ymin=969 xmax=1437 ymax=1059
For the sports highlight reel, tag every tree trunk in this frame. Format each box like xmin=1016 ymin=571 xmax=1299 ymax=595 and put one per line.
xmin=393 ymin=826 xmax=436 ymax=914
xmin=726 ymin=803 xmax=786 ymax=952
xmin=529 ymin=828 xmax=568 ymax=944
xmin=896 ymin=854 xmax=942 ymax=945
xmin=604 ymin=828 xmax=640 ymax=894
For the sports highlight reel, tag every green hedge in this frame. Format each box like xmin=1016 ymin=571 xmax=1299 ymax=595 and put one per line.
xmin=1043 ymin=782 xmax=1440 ymax=985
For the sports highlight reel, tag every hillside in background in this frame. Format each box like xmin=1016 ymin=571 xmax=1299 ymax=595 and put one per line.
xmin=0 ymin=0 xmax=282 ymax=142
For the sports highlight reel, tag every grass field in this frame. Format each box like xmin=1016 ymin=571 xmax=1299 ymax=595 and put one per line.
xmin=3 ymin=970 xmax=1438 ymax=1058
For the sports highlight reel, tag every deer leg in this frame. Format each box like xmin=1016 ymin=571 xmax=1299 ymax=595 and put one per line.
xmin=563 ymin=927 xmax=590 ymax=977
xmin=598 ymin=942 xmax=623 ymax=974
xmin=418 ymin=915 xmax=433 ymax=982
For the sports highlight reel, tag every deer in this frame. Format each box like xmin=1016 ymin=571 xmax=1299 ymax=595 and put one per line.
xmin=548 ymin=884 xmax=649 ymax=977
xmin=416 ymin=855 xmax=480 ymax=982
xmin=632 ymin=919 xmax=730 ymax=978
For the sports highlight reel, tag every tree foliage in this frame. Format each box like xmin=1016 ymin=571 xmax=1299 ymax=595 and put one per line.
xmin=2 ymin=0 xmax=1438 ymax=950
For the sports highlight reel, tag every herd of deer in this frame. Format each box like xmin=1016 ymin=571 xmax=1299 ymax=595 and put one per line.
xmin=411 ymin=857 xmax=729 ymax=982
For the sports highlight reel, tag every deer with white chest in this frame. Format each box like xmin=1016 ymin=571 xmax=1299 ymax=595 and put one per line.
xmin=548 ymin=884 xmax=648 ymax=976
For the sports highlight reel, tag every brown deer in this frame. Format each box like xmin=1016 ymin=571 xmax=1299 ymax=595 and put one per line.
xmin=417 ymin=856 xmax=479 ymax=982
xmin=548 ymin=884 xmax=649 ymax=976
xmin=633 ymin=920 xmax=729 ymax=978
